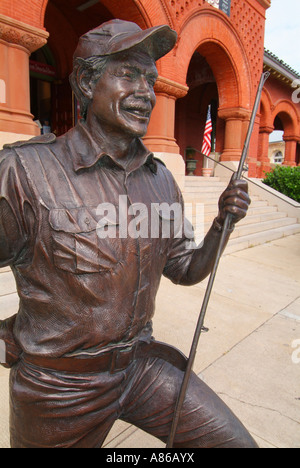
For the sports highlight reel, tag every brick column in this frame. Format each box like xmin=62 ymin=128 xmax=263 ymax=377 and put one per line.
xmin=0 ymin=14 xmax=49 ymax=147
xmin=143 ymin=76 xmax=188 ymax=190
xmin=218 ymin=107 xmax=252 ymax=160
xmin=283 ymin=136 xmax=298 ymax=167
xmin=257 ymin=125 xmax=273 ymax=177
xmin=216 ymin=107 xmax=251 ymax=176
xmin=144 ymin=76 xmax=188 ymax=153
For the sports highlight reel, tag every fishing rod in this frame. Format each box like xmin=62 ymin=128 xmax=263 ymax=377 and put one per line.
xmin=166 ymin=71 xmax=270 ymax=448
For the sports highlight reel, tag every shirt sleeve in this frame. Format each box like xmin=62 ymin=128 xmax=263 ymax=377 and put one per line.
xmin=0 ymin=149 xmax=36 ymax=267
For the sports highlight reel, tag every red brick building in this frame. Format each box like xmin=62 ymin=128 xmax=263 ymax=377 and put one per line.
xmin=0 ymin=0 xmax=299 ymax=179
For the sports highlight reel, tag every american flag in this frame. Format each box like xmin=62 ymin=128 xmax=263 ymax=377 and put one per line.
xmin=201 ymin=105 xmax=213 ymax=156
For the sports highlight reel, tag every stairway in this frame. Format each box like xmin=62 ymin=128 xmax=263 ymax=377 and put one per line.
xmin=183 ymin=176 xmax=300 ymax=255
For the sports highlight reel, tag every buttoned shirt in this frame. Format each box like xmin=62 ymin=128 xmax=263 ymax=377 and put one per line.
xmin=0 ymin=122 xmax=194 ymax=357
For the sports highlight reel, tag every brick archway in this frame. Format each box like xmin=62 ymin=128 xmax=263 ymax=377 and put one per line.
xmin=258 ymin=93 xmax=300 ymax=173
xmin=173 ymin=7 xmax=253 ymax=167
xmin=260 ymin=88 xmax=273 ymax=130
xmin=272 ymin=100 xmax=300 ymax=166
xmin=41 ymin=0 xmax=160 ymax=136
xmin=173 ymin=7 xmax=252 ymax=110
xmin=272 ymin=100 xmax=299 ymax=137
xmin=0 ymin=0 xmax=49 ymax=29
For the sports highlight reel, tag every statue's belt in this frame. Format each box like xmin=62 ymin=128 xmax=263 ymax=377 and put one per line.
xmin=22 ymin=340 xmax=188 ymax=374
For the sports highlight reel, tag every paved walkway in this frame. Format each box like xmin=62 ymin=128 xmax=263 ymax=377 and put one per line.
xmin=1 ymin=235 xmax=300 ymax=448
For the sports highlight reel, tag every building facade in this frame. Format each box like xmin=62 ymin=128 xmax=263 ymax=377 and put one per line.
xmin=0 ymin=0 xmax=299 ymax=180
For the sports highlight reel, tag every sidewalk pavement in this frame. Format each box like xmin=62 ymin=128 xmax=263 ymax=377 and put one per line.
xmin=1 ymin=234 xmax=299 ymax=448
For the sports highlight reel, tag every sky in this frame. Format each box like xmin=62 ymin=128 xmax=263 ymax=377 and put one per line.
xmin=264 ymin=0 xmax=300 ymax=142
xmin=264 ymin=0 xmax=300 ymax=74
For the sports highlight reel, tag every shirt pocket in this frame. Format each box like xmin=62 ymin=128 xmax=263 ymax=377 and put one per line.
xmin=49 ymin=207 xmax=121 ymax=274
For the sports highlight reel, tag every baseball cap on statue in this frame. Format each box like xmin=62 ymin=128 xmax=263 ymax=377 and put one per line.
xmin=73 ymin=19 xmax=177 ymax=62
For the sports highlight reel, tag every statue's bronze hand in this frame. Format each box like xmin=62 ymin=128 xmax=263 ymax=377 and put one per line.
xmin=216 ymin=176 xmax=251 ymax=227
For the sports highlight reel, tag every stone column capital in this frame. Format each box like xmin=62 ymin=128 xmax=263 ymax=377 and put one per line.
xmin=218 ymin=107 xmax=252 ymax=121
xmin=259 ymin=125 xmax=274 ymax=135
xmin=283 ymin=134 xmax=300 ymax=143
xmin=0 ymin=13 xmax=49 ymax=53
xmin=154 ymin=76 xmax=189 ymax=99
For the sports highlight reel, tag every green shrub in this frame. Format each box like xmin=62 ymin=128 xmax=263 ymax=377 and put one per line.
xmin=262 ymin=165 xmax=300 ymax=203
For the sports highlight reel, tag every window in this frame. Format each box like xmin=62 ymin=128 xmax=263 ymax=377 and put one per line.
xmin=273 ymin=151 xmax=283 ymax=164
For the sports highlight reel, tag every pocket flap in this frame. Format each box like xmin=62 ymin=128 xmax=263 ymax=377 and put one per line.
xmin=49 ymin=207 xmax=99 ymax=233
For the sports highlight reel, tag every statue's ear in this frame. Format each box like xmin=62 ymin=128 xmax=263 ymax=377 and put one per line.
xmin=77 ymin=70 xmax=93 ymax=99
xmin=77 ymin=67 xmax=94 ymax=100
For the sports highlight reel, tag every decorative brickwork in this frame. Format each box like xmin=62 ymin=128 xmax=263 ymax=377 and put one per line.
xmin=167 ymin=0 xmax=205 ymax=24
xmin=231 ymin=0 xmax=265 ymax=87
xmin=0 ymin=13 xmax=48 ymax=52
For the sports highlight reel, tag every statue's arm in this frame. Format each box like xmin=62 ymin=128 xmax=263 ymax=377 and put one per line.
xmin=0 ymin=150 xmax=35 ymax=268
xmin=163 ymin=178 xmax=250 ymax=287
xmin=0 ymin=201 xmax=24 ymax=367
xmin=0 ymin=150 xmax=35 ymax=367
xmin=180 ymin=178 xmax=250 ymax=286
xmin=0 ymin=199 xmax=28 ymax=267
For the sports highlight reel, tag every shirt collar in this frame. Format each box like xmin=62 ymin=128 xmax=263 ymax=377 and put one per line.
xmin=67 ymin=121 xmax=157 ymax=174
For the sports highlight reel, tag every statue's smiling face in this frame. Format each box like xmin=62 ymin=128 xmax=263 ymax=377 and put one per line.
xmin=90 ymin=50 xmax=158 ymax=138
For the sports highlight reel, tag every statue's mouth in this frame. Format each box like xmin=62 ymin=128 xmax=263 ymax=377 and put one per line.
xmin=121 ymin=105 xmax=151 ymax=119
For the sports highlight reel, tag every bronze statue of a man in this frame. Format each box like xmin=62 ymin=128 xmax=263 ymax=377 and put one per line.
xmin=0 ymin=20 xmax=258 ymax=448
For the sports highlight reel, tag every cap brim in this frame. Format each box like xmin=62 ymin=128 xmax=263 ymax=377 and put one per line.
xmin=105 ymin=25 xmax=177 ymax=61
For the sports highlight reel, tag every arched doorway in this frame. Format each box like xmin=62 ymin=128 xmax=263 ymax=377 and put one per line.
xmin=258 ymin=90 xmax=300 ymax=175
xmin=175 ymin=52 xmax=220 ymax=176
xmin=32 ymin=0 xmax=115 ymax=136
xmin=173 ymin=8 xmax=253 ymax=177
xmin=271 ymin=103 xmax=299 ymax=167
xmin=30 ymin=44 xmax=56 ymax=134
xmin=34 ymin=0 xmax=170 ymax=137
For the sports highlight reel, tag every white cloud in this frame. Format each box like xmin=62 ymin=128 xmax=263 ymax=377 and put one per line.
xmin=264 ymin=0 xmax=300 ymax=73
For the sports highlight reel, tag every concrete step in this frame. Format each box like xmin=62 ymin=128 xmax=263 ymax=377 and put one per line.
xmin=184 ymin=182 xmax=227 ymax=193
xmin=224 ymin=223 xmax=300 ymax=255
xmin=247 ymin=204 xmax=279 ymax=215
xmin=238 ymin=211 xmax=287 ymax=226
xmin=184 ymin=197 xmax=268 ymax=212
xmin=231 ymin=216 xmax=298 ymax=239
xmin=184 ymin=195 xmax=263 ymax=206
xmin=188 ymin=202 xmax=279 ymax=217
xmin=192 ymin=210 xmax=287 ymax=225
xmin=183 ymin=175 xmax=300 ymax=252
xmin=192 ymin=216 xmax=298 ymax=240
xmin=195 ymin=216 xmax=300 ymax=241
xmin=185 ymin=176 xmax=221 ymax=184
